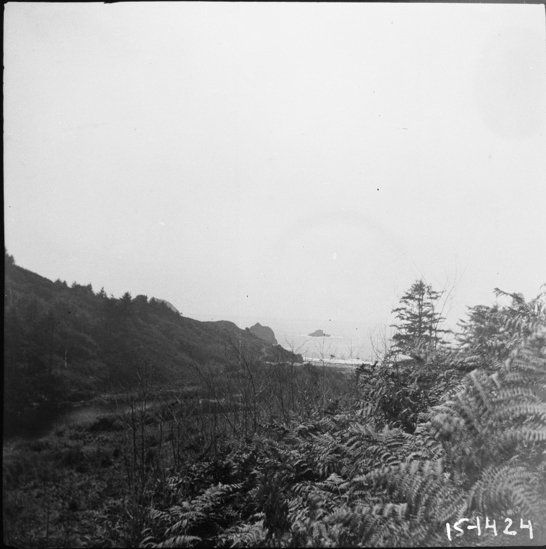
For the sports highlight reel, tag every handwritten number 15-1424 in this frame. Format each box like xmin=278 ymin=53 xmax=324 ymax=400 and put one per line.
xmin=446 ymin=517 xmax=533 ymax=541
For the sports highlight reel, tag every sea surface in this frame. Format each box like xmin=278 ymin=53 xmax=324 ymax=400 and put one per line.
xmin=264 ymin=317 xmax=384 ymax=364
xmin=196 ymin=313 xmax=387 ymax=365
xmin=275 ymin=332 xmax=373 ymax=363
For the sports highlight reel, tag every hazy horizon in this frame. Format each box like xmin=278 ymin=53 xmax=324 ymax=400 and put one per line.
xmin=4 ymin=3 xmax=546 ymax=346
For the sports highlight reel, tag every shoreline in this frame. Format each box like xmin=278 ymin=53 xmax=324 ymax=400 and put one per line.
xmin=302 ymin=356 xmax=371 ymax=368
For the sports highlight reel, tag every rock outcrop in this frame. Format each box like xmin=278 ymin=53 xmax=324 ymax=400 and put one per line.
xmin=151 ymin=298 xmax=180 ymax=315
xmin=248 ymin=323 xmax=278 ymax=345
xmin=308 ymin=329 xmax=330 ymax=337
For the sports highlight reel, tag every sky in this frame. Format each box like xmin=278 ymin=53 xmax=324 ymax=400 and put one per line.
xmin=4 ymin=2 xmax=546 ymax=349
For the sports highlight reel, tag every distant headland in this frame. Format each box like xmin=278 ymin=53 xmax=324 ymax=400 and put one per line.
xmin=248 ymin=322 xmax=278 ymax=345
xmin=308 ymin=329 xmax=330 ymax=337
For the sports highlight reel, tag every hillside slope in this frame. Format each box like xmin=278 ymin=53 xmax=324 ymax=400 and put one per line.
xmin=3 ymin=252 xmax=301 ymax=431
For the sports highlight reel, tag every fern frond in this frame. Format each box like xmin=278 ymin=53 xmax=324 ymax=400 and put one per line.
xmin=468 ymin=464 xmax=545 ymax=521
xmin=218 ymin=516 xmax=266 ymax=548
xmin=153 ymin=535 xmax=201 ymax=548
xmin=491 ymin=403 xmax=546 ymax=422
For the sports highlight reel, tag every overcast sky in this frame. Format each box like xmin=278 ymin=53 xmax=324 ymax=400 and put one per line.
xmin=4 ymin=2 xmax=546 ymax=338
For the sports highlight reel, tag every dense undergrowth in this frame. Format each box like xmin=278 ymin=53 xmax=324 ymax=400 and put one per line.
xmin=4 ymin=282 xmax=546 ymax=547
xmin=3 ymin=253 xmax=299 ymax=436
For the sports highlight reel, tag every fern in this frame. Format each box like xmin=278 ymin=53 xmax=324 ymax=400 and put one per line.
xmin=143 ymin=481 xmax=245 ymax=547
xmin=140 ymin=288 xmax=546 ymax=547
xmin=217 ymin=514 xmax=266 ymax=547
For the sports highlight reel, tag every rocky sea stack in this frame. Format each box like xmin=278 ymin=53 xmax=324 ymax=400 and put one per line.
xmin=308 ymin=329 xmax=330 ymax=337
xmin=248 ymin=322 xmax=278 ymax=345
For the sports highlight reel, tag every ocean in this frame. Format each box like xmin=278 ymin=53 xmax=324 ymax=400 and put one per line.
xmin=197 ymin=313 xmax=386 ymax=365
xmin=274 ymin=332 xmax=373 ymax=364
xmin=263 ymin=317 xmax=384 ymax=364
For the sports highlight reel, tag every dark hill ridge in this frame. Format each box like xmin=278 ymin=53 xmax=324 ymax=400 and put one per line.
xmin=4 ymin=253 xmax=302 ymax=433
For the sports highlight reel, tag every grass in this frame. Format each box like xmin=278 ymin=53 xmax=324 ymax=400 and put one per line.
xmin=3 ymin=395 xmax=267 ymax=547
xmin=3 ymin=362 xmax=355 ymax=548
xmin=4 ymin=411 xmax=157 ymax=548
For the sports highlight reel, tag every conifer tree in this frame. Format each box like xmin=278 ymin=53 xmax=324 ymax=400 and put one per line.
xmin=390 ymin=280 xmax=448 ymax=357
xmin=119 ymin=291 xmax=133 ymax=317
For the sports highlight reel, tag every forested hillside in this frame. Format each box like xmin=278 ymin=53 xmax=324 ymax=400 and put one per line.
xmin=3 ymin=253 xmax=546 ymax=547
xmin=3 ymin=251 xmax=300 ymax=435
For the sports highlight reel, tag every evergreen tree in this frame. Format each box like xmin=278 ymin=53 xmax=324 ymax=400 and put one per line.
xmin=119 ymin=291 xmax=134 ymax=318
xmin=5 ymin=247 xmax=15 ymax=269
xmin=390 ymin=280 xmax=448 ymax=357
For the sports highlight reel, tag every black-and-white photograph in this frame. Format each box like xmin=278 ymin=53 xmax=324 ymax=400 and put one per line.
xmin=4 ymin=2 xmax=546 ymax=547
